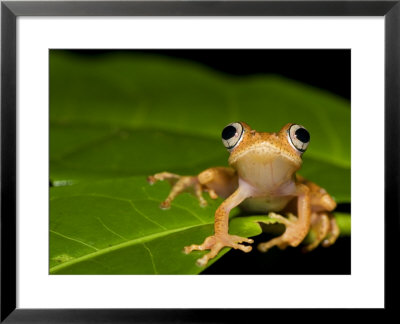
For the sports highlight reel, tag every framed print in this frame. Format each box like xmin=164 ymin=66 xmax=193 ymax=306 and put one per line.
xmin=1 ymin=0 xmax=399 ymax=322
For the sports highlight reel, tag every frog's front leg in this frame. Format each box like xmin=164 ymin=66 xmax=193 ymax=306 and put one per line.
xmin=147 ymin=167 xmax=237 ymax=209
xmin=184 ymin=186 xmax=254 ymax=266
xmin=147 ymin=172 xmax=206 ymax=209
xmin=258 ymin=183 xmax=312 ymax=252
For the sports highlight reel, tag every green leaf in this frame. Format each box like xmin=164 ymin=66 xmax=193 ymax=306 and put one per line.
xmin=50 ymin=51 xmax=351 ymax=274
xmin=50 ymin=177 xmax=350 ymax=274
xmin=50 ymin=51 xmax=350 ymax=202
xmin=50 ymin=177 xmax=266 ymax=274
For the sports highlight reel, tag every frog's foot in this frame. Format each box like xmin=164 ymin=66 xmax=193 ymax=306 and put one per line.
xmin=258 ymin=213 xmax=308 ymax=253
xmin=302 ymin=212 xmax=329 ymax=252
xmin=147 ymin=172 xmax=207 ymax=209
xmin=322 ymin=216 xmax=340 ymax=247
xmin=147 ymin=172 xmax=180 ymax=186
xmin=184 ymin=234 xmax=254 ymax=267
xmin=302 ymin=213 xmax=340 ymax=252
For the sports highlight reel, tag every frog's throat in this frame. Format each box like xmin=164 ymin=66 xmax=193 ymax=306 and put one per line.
xmin=228 ymin=142 xmax=301 ymax=166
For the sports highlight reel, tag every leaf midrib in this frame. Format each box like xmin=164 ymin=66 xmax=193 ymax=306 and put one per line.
xmin=49 ymin=222 xmax=212 ymax=274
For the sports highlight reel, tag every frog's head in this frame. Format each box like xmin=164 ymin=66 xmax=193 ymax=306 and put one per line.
xmin=221 ymin=122 xmax=310 ymax=183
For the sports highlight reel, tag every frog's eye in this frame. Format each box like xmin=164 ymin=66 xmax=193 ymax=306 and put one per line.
xmin=287 ymin=124 xmax=310 ymax=153
xmin=221 ymin=122 xmax=244 ymax=151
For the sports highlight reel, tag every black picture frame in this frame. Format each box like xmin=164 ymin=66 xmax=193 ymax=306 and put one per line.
xmin=1 ymin=0 xmax=399 ymax=322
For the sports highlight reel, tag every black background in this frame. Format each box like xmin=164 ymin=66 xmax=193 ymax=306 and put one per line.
xmin=73 ymin=49 xmax=351 ymax=100
xmin=140 ymin=49 xmax=351 ymax=100
xmin=70 ymin=49 xmax=351 ymax=274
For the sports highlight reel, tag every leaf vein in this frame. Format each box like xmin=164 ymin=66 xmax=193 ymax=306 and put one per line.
xmin=142 ymin=243 xmax=158 ymax=274
xmin=49 ymin=223 xmax=212 ymax=273
xmin=50 ymin=230 xmax=99 ymax=251
xmin=50 ymin=193 xmax=131 ymax=202
xmin=96 ymin=217 xmax=128 ymax=241
xmin=141 ymin=197 xmax=207 ymax=224
xmin=129 ymin=200 xmax=168 ymax=231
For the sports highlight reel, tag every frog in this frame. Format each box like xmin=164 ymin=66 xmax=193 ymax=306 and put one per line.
xmin=147 ymin=122 xmax=339 ymax=266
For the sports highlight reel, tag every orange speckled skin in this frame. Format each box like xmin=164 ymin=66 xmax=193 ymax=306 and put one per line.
xmin=148 ymin=122 xmax=339 ymax=266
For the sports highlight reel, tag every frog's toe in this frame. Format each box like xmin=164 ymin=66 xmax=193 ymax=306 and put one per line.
xmin=184 ymin=243 xmax=206 ymax=254
xmin=302 ymin=212 xmax=340 ymax=252
xmin=268 ymin=213 xmax=292 ymax=226
xmin=219 ymin=234 xmax=254 ymax=253
xmin=322 ymin=216 xmax=340 ymax=247
xmin=195 ymin=243 xmax=224 ymax=267
xmin=230 ymin=235 xmax=254 ymax=245
xmin=184 ymin=237 xmax=223 ymax=267
xmin=321 ymin=233 xmax=338 ymax=248
xmin=322 ymin=238 xmax=334 ymax=247
xmin=198 ymin=198 xmax=208 ymax=207
xmin=232 ymin=243 xmax=252 ymax=253
xmin=302 ymin=239 xmax=322 ymax=253
xmin=304 ymin=232 xmax=337 ymax=252
xmin=196 ymin=253 xmax=215 ymax=267
xmin=147 ymin=172 xmax=180 ymax=185
xmin=196 ymin=257 xmax=208 ymax=267
xmin=194 ymin=238 xmax=252 ymax=267
xmin=207 ymin=189 xmax=218 ymax=199
xmin=185 ymin=234 xmax=253 ymax=266
xmin=147 ymin=175 xmax=156 ymax=185
xmin=258 ymin=236 xmax=285 ymax=252
xmin=159 ymin=201 xmax=171 ymax=210
xmin=302 ymin=214 xmax=329 ymax=252
xmin=184 ymin=235 xmax=216 ymax=254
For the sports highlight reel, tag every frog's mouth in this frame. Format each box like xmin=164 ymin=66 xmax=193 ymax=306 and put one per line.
xmin=229 ymin=142 xmax=301 ymax=167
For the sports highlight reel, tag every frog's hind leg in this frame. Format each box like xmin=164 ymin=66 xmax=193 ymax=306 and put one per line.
xmin=301 ymin=178 xmax=339 ymax=251
xmin=258 ymin=184 xmax=312 ymax=253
